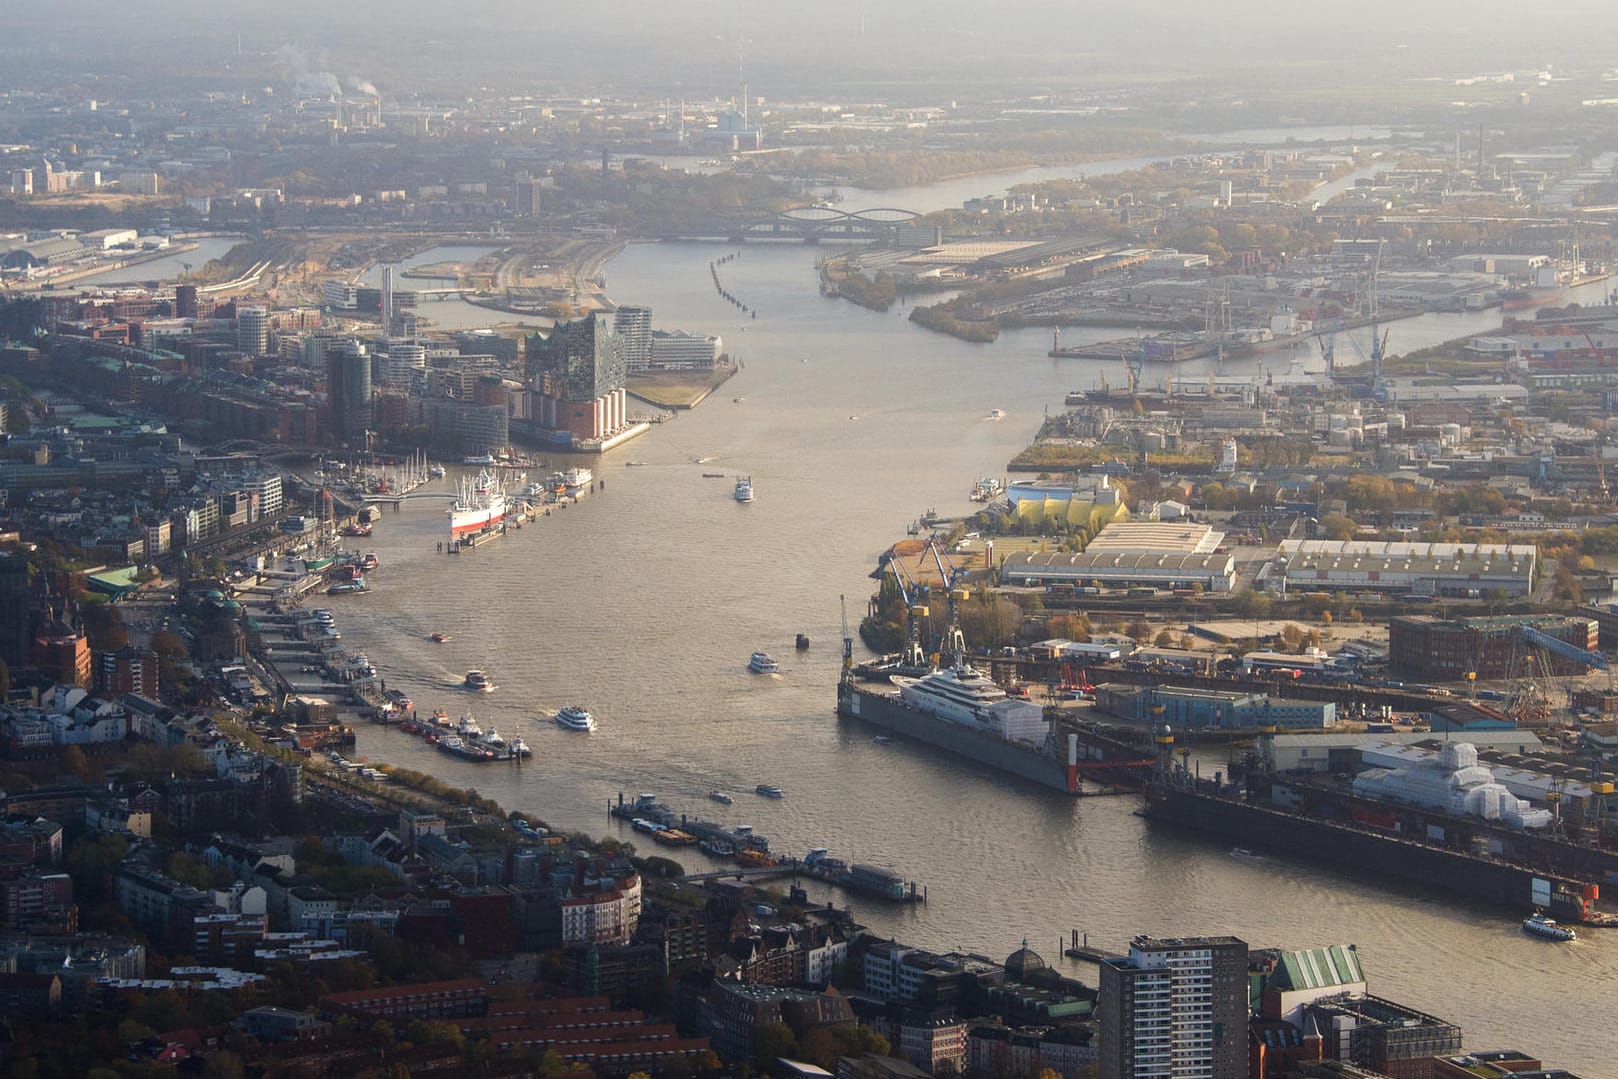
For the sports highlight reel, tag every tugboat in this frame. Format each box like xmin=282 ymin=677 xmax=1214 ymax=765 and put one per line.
xmin=507 ymin=736 xmax=532 ymax=759
xmin=358 ymin=552 xmax=379 ymax=571
xmin=1522 ymin=912 xmax=1577 ymax=941
xmin=436 ymin=734 xmax=494 ymax=762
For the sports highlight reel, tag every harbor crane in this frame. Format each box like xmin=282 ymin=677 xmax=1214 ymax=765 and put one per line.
xmin=1123 ymin=346 xmax=1143 ymax=396
xmin=885 ymin=555 xmax=930 ymax=670
xmin=1316 ymin=323 xmax=1336 ymax=374
xmin=1366 ymin=239 xmax=1390 ymax=391
xmin=1506 ymin=625 xmax=1611 ymax=727
xmin=1519 ymin=625 xmax=1610 ymax=689
xmin=925 ymin=537 xmax=968 ymax=663
xmin=839 ymin=593 xmax=853 ymax=684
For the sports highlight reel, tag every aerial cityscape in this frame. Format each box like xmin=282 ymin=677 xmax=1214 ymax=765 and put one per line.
xmin=4 ymin=3 xmax=1618 ymax=1077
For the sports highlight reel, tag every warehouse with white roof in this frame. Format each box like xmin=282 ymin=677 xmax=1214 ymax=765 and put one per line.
xmin=1277 ymin=539 xmax=1536 ymax=597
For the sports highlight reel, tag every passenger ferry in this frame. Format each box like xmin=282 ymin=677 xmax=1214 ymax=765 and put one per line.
xmin=734 ymin=476 xmax=754 ymax=502
xmin=555 ymin=705 xmax=597 ymax=731
xmin=1522 ymin=912 xmax=1577 ymax=941
xmin=748 ymin=652 xmax=779 ymax=674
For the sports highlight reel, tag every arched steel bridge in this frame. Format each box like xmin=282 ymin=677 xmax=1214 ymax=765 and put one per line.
xmin=708 ymin=206 xmax=926 ymax=241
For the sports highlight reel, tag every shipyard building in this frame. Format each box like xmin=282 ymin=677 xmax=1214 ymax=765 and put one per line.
xmin=1262 ymin=731 xmax=1545 ymax=775
xmin=1277 ymin=539 xmax=1537 ymax=597
xmin=1388 ymin=614 xmax=1597 ymax=681
xmin=1001 ymin=521 xmax=1235 ymax=592
xmin=1094 ymin=683 xmax=1336 ymax=730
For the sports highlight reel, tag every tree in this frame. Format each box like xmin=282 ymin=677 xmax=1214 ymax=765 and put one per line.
xmin=1279 ymin=624 xmax=1305 ymax=651
xmin=957 ymin=596 xmax=1023 ymax=648
xmin=79 ymin=600 xmax=128 ymax=651
xmin=800 ymin=1024 xmax=891 ymax=1070
xmin=1319 ymin=513 xmax=1358 ymax=542
xmin=1125 ymin=620 xmax=1152 ymax=642
xmin=1154 ymin=629 xmax=1177 ymax=648
xmin=63 ymin=745 xmax=95 ymax=782
xmin=755 ymin=1021 xmax=799 ymax=1068
xmin=203 ymin=1051 xmax=246 ymax=1079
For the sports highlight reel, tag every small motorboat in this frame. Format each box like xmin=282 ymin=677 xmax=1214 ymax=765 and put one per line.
xmin=429 ymin=632 xmax=451 ymax=643
xmin=463 ymin=670 xmax=493 ymax=692
xmin=708 ymin=790 xmax=734 ymax=805
xmin=755 ymin=784 xmax=785 ymax=799
xmin=795 ymin=633 xmax=810 ymax=651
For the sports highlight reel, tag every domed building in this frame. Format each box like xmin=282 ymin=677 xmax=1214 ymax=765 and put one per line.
xmin=1005 ymin=940 xmax=1048 ymax=983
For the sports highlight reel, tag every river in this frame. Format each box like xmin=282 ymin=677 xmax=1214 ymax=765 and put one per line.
xmin=73 ymin=236 xmax=243 ymax=286
xmin=322 ymin=210 xmax=1618 ymax=1069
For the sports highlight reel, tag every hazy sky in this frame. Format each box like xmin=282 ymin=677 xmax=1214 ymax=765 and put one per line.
xmin=12 ymin=1 xmax=1618 ymax=94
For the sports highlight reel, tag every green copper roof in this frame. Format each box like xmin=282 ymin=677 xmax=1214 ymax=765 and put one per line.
xmin=1276 ymin=945 xmax=1363 ymax=991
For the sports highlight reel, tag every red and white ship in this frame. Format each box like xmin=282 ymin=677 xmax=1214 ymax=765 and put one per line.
xmin=448 ymin=469 xmax=508 ymax=539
